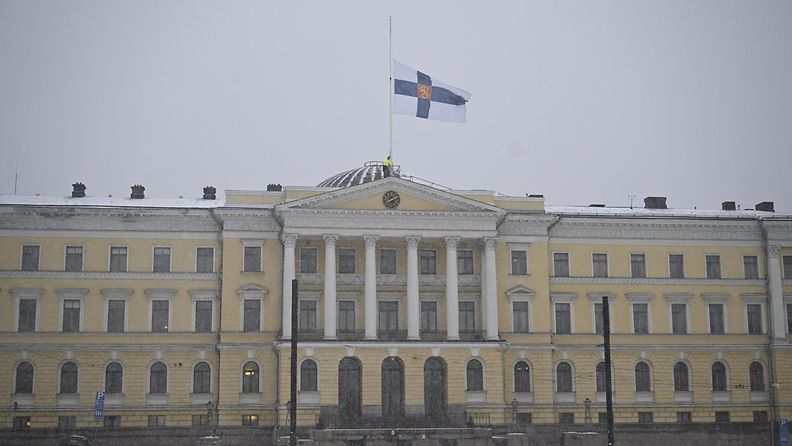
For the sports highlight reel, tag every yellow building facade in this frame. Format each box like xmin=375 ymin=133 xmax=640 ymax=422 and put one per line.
xmin=1 ymin=167 xmax=791 ymax=437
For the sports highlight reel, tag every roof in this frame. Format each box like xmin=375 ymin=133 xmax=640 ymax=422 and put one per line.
xmin=0 ymin=194 xmax=224 ymax=208
xmin=317 ymin=164 xmax=388 ymax=188
xmin=545 ymin=205 xmax=785 ymax=219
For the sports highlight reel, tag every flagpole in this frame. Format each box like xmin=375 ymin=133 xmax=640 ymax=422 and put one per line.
xmin=388 ymin=15 xmax=393 ymax=160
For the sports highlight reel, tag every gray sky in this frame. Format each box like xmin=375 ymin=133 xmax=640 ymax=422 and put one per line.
xmin=1 ymin=0 xmax=791 ymax=212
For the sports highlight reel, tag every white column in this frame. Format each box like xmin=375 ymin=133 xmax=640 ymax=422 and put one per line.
xmin=364 ymin=235 xmax=379 ymax=340
xmin=323 ymin=234 xmax=338 ymax=339
xmin=445 ymin=236 xmax=460 ymax=340
xmin=281 ymin=234 xmax=298 ymax=339
xmin=484 ymin=237 xmax=499 ymax=340
xmin=406 ymin=235 xmax=421 ymax=340
xmin=767 ymin=245 xmax=786 ymax=339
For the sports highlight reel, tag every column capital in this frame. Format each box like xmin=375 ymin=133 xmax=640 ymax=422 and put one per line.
xmin=281 ymin=233 xmax=298 ymax=247
xmin=323 ymin=234 xmax=339 ymax=246
xmin=363 ymin=235 xmax=379 ymax=248
xmin=769 ymin=244 xmax=782 ymax=257
xmin=483 ymin=236 xmax=497 ymax=250
xmin=406 ymin=235 xmax=421 ymax=249
xmin=444 ymin=236 xmax=460 ymax=249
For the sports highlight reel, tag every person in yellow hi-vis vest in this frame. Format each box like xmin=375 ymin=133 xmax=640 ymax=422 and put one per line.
xmin=383 ymin=155 xmax=393 ymax=178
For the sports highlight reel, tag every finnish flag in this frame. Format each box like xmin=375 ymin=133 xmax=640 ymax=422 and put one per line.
xmin=393 ymin=60 xmax=471 ymax=123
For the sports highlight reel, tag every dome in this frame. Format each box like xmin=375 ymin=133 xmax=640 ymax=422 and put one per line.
xmin=318 ymin=162 xmax=396 ymax=188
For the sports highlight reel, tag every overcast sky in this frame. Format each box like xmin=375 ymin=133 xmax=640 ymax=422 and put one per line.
xmin=1 ymin=1 xmax=791 ymax=212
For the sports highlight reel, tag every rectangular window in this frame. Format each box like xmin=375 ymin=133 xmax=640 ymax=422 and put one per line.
xmin=13 ymin=416 xmax=31 ymax=428
xmin=419 ymin=250 xmax=436 ymax=275
xmin=669 ymin=254 xmax=685 ymax=278
xmin=709 ymin=304 xmax=725 ymax=334
xmin=107 ymin=300 xmax=126 ymax=333
xmin=788 ymin=304 xmax=792 ymax=335
xmin=58 ymin=416 xmax=76 ymax=428
xmin=109 ymin=247 xmax=127 ymax=272
xmin=103 ymin=416 xmax=121 ymax=428
xmin=743 ymin=255 xmax=759 ymax=279
xmin=459 ymin=301 xmax=475 ymax=332
xmin=379 ymin=248 xmax=397 ymax=274
xmin=300 ymin=247 xmax=317 ymax=273
xmin=559 ymin=413 xmax=574 ymax=424
xmin=243 ymin=246 xmax=262 ymax=272
xmin=513 ymin=302 xmax=530 ymax=333
xmin=511 ymin=250 xmax=528 ymax=275
xmin=65 ymin=246 xmax=83 ymax=272
xmin=592 ymin=253 xmax=608 ymax=277
xmin=784 ymin=256 xmax=792 ymax=279
xmin=633 ymin=303 xmax=649 ymax=334
xmin=631 ymin=254 xmax=646 ymax=278
xmin=62 ymin=299 xmax=81 ymax=332
xmin=338 ymin=301 xmax=355 ymax=332
xmin=594 ymin=302 xmax=603 ymax=334
xmin=553 ymin=253 xmax=569 ymax=277
xmin=706 ymin=255 xmax=721 ymax=279
xmin=148 ymin=415 xmax=166 ymax=427
xmin=715 ymin=411 xmax=730 ymax=423
xmin=153 ymin=247 xmax=171 ymax=273
xmin=242 ymin=415 xmax=259 ymax=426
xmin=747 ymin=304 xmax=762 ymax=334
xmin=516 ymin=413 xmax=532 ymax=425
xmin=420 ymin=301 xmax=438 ymax=332
xmin=151 ymin=300 xmax=169 ymax=332
xmin=21 ymin=245 xmax=40 ymax=271
xmin=555 ymin=303 xmax=571 ymax=334
xmin=18 ymin=299 xmax=37 ymax=332
xmin=243 ymin=299 xmax=261 ymax=332
xmin=638 ymin=412 xmax=653 ymax=423
xmin=192 ymin=415 xmax=209 ymax=426
xmin=378 ymin=301 xmax=399 ymax=332
xmin=196 ymin=247 xmax=214 ymax=273
xmin=338 ymin=248 xmax=356 ymax=274
xmin=458 ymin=250 xmax=474 ymax=275
xmin=671 ymin=303 xmax=687 ymax=334
xmin=677 ymin=412 xmax=692 ymax=423
xmin=195 ymin=301 xmax=213 ymax=333
xmin=753 ymin=411 xmax=769 ymax=423
xmin=299 ymin=300 xmax=317 ymax=331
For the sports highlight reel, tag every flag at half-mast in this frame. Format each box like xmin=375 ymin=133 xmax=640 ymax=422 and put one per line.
xmin=393 ymin=60 xmax=471 ymax=123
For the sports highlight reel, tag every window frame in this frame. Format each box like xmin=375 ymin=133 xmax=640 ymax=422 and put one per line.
xmin=749 ymin=361 xmax=766 ymax=392
xmin=21 ymin=244 xmax=41 ymax=272
xmin=552 ymin=252 xmax=570 ymax=277
xmin=242 ymin=243 xmax=263 ymax=273
xmin=338 ymin=299 xmax=357 ymax=333
xmin=242 ymin=298 xmax=262 ymax=333
xmin=551 ymin=294 xmax=576 ymax=334
xmin=668 ymin=254 xmax=685 ymax=279
xmin=510 ymin=248 xmax=528 ymax=276
xmin=109 ymin=246 xmax=128 ymax=273
xmin=192 ymin=361 xmax=211 ymax=394
xmin=745 ymin=302 xmax=764 ymax=334
xmin=630 ymin=253 xmax=647 ymax=278
xmin=711 ymin=361 xmax=729 ymax=392
xmin=420 ymin=297 xmax=439 ymax=333
xmin=105 ymin=362 xmax=124 ymax=394
xmin=513 ymin=360 xmax=531 ymax=393
xmin=743 ymin=255 xmax=760 ymax=280
xmin=379 ymin=247 xmax=397 ymax=274
xmin=628 ymin=294 xmax=653 ymax=334
xmin=193 ymin=299 xmax=214 ymax=333
xmin=241 ymin=361 xmax=260 ymax=394
xmin=148 ymin=361 xmax=168 ymax=395
xmin=64 ymin=245 xmax=84 ymax=272
xmin=103 ymin=289 xmax=131 ymax=333
xmin=195 ymin=246 xmax=215 ymax=273
xmin=592 ymin=252 xmax=609 ymax=278
xmin=152 ymin=246 xmax=172 ymax=273
xmin=705 ymin=254 xmax=722 ymax=279
xmin=59 ymin=361 xmax=79 ymax=395
xmin=634 ymin=361 xmax=653 ymax=393
xmin=669 ymin=302 xmax=689 ymax=335
xmin=299 ymin=298 xmax=318 ymax=332
xmin=673 ymin=361 xmax=691 ymax=392
xmin=419 ymin=249 xmax=437 ymax=275
xmin=459 ymin=299 xmax=477 ymax=333
xmin=589 ymin=294 xmax=615 ymax=335
xmin=300 ymin=359 xmax=319 ymax=392
xmin=457 ymin=249 xmax=474 ymax=275
xmin=555 ymin=361 xmax=574 ymax=393
xmin=338 ymin=247 xmax=356 ymax=274
xmin=14 ymin=361 xmax=34 ymax=395
xmin=299 ymin=246 xmax=318 ymax=274
xmin=465 ymin=358 xmax=485 ymax=392
xmin=784 ymin=255 xmax=792 ymax=279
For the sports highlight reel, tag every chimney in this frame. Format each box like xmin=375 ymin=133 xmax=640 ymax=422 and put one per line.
xmin=267 ymin=184 xmax=283 ymax=192
xmin=721 ymin=201 xmax=736 ymax=211
xmin=203 ymin=186 xmax=217 ymax=200
xmin=527 ymin=194 xmax=544 ymax=198
xmin=589 ymin=204 xmax=606 ymax=207
xmin=756 ymin=201 xmax=775 ymax=212
xmin=130 ymin=185 xmax=145 ymax=199
xmin=71 ymin=182 xmax=86 ymax=198
xmin=644 ymin=196 xmax=667 ymax=209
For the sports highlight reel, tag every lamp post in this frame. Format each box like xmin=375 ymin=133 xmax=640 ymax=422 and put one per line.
xmin=510 ymin=398 xmax=519 ymax=432
xmin=206 ymin=400 xmax=217 ymax=436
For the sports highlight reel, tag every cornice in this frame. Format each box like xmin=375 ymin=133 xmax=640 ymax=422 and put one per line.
xmin=550 ymin=218 xmax=764 ymax=242
xmin=281 ymin=212 xmax=499 ymax=235
xmin=295 ymin=273 xmax=481 ymax=287
xmin=0 ymin=271 xmax=219 ymax=281
xmin=280 ymin=207 xmax=501 ymax=220
xmin=551 ymin=277 xmax=766 ymax=286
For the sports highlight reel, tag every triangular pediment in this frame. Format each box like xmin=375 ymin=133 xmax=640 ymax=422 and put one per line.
xmin=277 ymin=177 xmax=504 ymax=214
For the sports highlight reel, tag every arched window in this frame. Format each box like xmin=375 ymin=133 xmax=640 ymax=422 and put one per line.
xmin=301 ymin=359 xmax=318 ymax=392
xmin=105 ymin=362 xmax=123 ymax=394
xmin=15 ymin=362 xmax=34 ymax=394
xmin=749 ymin=362 xmax=765 ymax=391
xmin=556 ymin=362 xmax=573 ymax=393
xmin=149 ymin=362 xmax=167 ymax=394
xmin=193 ymin=362 xmax=211 ymax=394
xmin=514 ymin=361 xmax=530 ymax=393
xmin=673 ymin=362 xmax=690 ymax=392
xmin=711 ymin=362 xmax=727 ymax=392
xmin=466 ymin=359 xmax=484 ymax=391
xmin=242 ymin=361 xmax=259 ymax=393
xmin=595 ymin=362 xmax=608 ymax=393
xmin=635 ymin=362 xmax=651 ymax=392
xmin=60 ymin=362 xmax=78 ymax=394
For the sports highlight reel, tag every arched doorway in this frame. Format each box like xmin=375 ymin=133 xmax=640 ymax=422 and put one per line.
xmin=339 ymin=357 xmax=362 ymax=419
xmin=381 ymin=356 xmax=405 ymax=421
xmin=424 ymin=356 xmax=447 ymax=423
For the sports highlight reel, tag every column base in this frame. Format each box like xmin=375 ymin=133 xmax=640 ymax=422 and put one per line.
xmin=447 ymin=336 xmax=460 ymax=341
xmin=486 ymin=336 xmax=500 ymax=341
xmin=408 ymin=335 xmax=421 ymax=341
xmin=364 ymin=336 xmax=378 ymax=341
xmin=323 ymin=335 xmax=337 ymax=340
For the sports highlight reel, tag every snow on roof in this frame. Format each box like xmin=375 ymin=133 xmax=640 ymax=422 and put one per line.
xmin=545 ymin=205 xmax=785 ymax=219
xmin=0 ymin=194 xmax=224 ymax=208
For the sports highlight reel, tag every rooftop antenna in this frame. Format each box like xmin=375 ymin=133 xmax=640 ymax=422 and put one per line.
xmin=627 ymin=194 xmax=635 ymax=209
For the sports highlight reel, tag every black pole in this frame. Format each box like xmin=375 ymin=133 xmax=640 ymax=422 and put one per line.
xmin=602 ymin=296 xmax=615 ymax=446
xmin=290 ymin=279 xmax=298 ymax=446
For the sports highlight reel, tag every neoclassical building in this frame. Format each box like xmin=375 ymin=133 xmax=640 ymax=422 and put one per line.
xmin=1 ymin=164 xmax=791 ymax=439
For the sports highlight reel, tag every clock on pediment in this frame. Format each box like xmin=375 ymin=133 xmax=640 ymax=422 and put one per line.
xmin=382 ymin=190 xmax=400 ymax=209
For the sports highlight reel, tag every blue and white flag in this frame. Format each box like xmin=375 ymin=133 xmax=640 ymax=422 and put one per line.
xmin=393 ymin=60 xmax=471 ymax=123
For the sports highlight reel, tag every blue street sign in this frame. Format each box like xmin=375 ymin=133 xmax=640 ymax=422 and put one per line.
xmin=93 ymin=391 xmax=105 ymax=421
xmin=781 ymin=418 xmax=788 ymax=446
